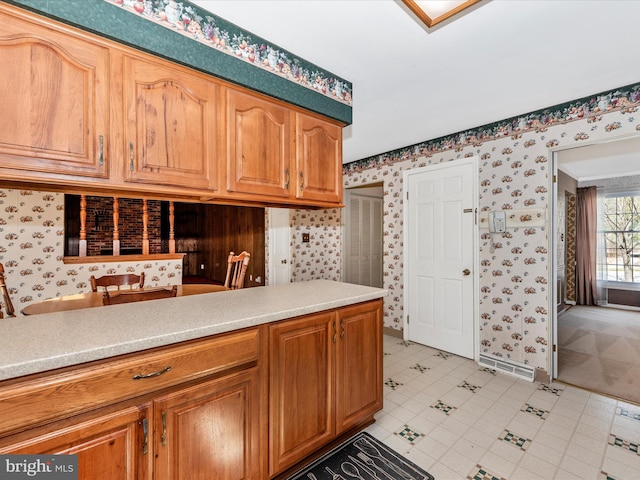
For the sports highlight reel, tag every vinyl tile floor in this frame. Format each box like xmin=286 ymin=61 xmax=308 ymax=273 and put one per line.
xmin=363 ymin=336 xmax=640 ymax=480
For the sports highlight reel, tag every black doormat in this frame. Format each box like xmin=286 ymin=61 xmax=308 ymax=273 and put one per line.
xmin=287 ymin=431 xmax=434 ymax=480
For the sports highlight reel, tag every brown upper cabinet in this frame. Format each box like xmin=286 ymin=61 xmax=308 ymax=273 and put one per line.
xmin=0 ymin=8 xmax=109 ymax=179
xmin=295 ymin=112 xmax=343 ymax=204
xmin=225 ymin=88 xmax=292 ymax=199
xmin=123 ymin=54 xmax=218 ymax=191
xmin=0 ymin=4 xmax=344 ymax=208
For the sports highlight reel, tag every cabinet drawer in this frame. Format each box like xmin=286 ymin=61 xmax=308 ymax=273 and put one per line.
xmin=0 ymin=328 xmax=259 ymax=436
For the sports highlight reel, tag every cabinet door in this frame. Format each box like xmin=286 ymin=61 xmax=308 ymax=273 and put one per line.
xmin=0 ymin=404 xmax=151 ymax=480
xmin=269 ymin=312 xmax=335 ymax=476
xmin=0 ymin=8 xmax=109 ymax=178
xmin=295 ymin=113 xmax=343 ymax=204
xmin=154 ymin=368 xmax=262 ymax=480
xmin=335 ymin=300 xmax=383 ymax=433
xmin=123 ymin=55 xmax=217 ymax=190
xmin=226 ymin=89 xmax=292 ymax=198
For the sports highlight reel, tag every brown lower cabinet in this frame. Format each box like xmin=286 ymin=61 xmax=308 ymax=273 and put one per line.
xmin=0 ymin=299 xmax=382 ymax=479
xmin=269 ymin=300 xmax=382 ymax=476
xmin=0 ymin=404 xmax=151 ymax=479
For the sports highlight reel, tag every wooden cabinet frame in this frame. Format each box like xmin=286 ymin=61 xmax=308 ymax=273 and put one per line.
xmin=0 ymin=3 xmax=344 ymax=208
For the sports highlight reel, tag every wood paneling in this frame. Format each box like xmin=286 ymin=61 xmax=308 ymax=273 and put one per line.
xmin=175 ymin=203 xmax=265 ymax=287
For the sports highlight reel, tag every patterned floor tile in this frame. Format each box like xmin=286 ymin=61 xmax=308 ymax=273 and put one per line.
xmin=537 ymin=384 xmax=563 ymax=396
xmin=615 ymin=407 xmax=640 ymax=421
xmin=608 ymin=433 xmax=639 ymax=454
xmin=385 ymin=378 xmax=403 ymax=390
xmin=410 ymin=363 xmax=430 ymax=373
xmin=521 ymin=403 xmax=550 ymax=420
xmin=599 ymin=471 xmax=618 ymax=480
xmin=467 ymin=464 xmax=506 ymax=480
xmin=431 ymin=400 xmax=457 ymax=415
xmin=499 ymin=429 xmax=532 ymax=451
xmin=459 ymin=380 xmax=482 ymax=393
xmin=394 ymin=424 xmax=425 ymax=444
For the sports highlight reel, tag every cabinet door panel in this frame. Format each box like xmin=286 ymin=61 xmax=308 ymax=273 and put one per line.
xmin=296 ymin=113 xmax=342 ymax=203
xmin=226 ymin=89 xmax=292 ymax=198
xmin=0 ymin=405 xmax=150 ymax=480
xmin=269 ymin=312 xmax=334 ymax=475
xmin=335 ymin=300 xmax=383 ymax=433
xmin=154 ymin=368 xmax=261 ymax=480
xmin=0 ymin=12 xmax=108 ymax=177
xmin=124 ymin=55 xmax=216 ymax=189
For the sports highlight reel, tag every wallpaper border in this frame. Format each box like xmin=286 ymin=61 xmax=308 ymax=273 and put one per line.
xmin=6 ymin=0 xmax=352 ymax=125
xmin=345 ymin=82 xmax=640 ymax=172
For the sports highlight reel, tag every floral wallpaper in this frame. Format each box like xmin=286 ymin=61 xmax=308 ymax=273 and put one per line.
xmin=291 ymin=209 xmax=341 ymax=283
xmin=0 ymin=189 xmax=182 ymax=316
xmin=103 ymin=0 xmax=353 ymax=106
xmin=299 ymin=82 xmax=640 ymax=375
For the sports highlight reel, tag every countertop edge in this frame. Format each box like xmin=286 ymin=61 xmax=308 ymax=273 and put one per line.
xmin=0 ymin=280 xmax=387 ymax=381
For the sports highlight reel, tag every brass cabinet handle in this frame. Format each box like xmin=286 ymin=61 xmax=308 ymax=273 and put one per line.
xmin=299 ymin=172 xmax=304 ymax=190
xmin=161 ymin=411 xmax=167 ymax=446
xmin=340 ymin=318 xmax=345 ymax=339
xmin=129 ymin=142 xmax=135 ymax=171
xmin=98 ymin=135 xmax=104 ymax=166
xmin=285 ymin=168 xmax=290 ymax=190
xmin=332 ymin=320 xmax=336 ymax=344
xmin=132 ymin=366 xmax=172 ymax=380
xmin=463 ymin=269 xmax=471 ymax=276
xmin=141 ymin=418 xmax=148 ymax=455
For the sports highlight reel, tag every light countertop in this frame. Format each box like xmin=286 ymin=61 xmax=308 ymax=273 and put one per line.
xmin=0 ymin=280 xmax=386 ymax=381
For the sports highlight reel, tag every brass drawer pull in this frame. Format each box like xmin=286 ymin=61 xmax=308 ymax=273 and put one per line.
xmin=161 ymin=411 xmax=167 ymax=446
xmin=141 ymin=418 xmax=148 ymax=455
xmin=132 ymin=366 xmax=172 ymax=380
xmin=98 ymin=135 xmax=104 ymax=166
xmin=129 ymin=142 xmax=135 ymax=171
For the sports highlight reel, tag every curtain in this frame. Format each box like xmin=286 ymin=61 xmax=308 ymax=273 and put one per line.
xmin=576 ymin=186 xmax=599 ymax=305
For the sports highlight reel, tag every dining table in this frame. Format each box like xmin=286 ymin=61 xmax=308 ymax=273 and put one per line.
xmin=21 ymin=284 xmax=229 ymax=316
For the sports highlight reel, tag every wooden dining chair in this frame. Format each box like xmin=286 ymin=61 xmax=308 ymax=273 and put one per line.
xmin=0 ymin=263 xmax=16 ymax=318
xmin=90 ymin=272 xmax=145 ymax=292
xmin=224 ymin=251 xmax=250 ymax=290
xmin=102 ymin=285 xmax=178 ymax=306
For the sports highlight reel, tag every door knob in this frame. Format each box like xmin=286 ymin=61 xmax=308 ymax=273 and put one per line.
xmin=463 ymin=269 xmax=471 ymax=276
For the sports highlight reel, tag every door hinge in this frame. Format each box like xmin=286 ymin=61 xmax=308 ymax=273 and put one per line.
xmin=553 ymin=174 xmax=557 ymax=183
xmin=406 ymin=191 xmax=409 ymax=200
xmin=553 ymin=344 xmax=557 ymax=352
xmin=407 ymin=315 xmax=409 ymax=324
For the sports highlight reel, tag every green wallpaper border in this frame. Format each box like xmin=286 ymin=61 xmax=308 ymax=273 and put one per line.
xmin=5 ymin=0 xmax=352 ymax=125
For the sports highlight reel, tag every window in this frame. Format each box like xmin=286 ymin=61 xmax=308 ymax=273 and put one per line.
xmin=600 ymin=193 xmax=640 ymax=284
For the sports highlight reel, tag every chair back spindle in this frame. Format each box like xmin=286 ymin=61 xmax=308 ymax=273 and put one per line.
xmin=224 ymin=251 xmax=250 ymax=290
xmin=0 ymin=263 xmax=15 ymax=318
xmin=90 ymin=272 xmax=145 ymax=292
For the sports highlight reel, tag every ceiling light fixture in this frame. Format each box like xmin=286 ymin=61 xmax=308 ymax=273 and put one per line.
xmin=400 ymin=0 xmax=481 ymax=28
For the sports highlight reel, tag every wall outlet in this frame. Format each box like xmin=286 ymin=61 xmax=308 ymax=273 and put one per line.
xmin=302 ymin=233 xmax=310 ymax=243
xmin=200 ymin=264 xmax=205 ymax=270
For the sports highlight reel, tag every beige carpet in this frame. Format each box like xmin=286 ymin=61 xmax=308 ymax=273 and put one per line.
xmin=557 ymin=305 xmax=640 ymax=405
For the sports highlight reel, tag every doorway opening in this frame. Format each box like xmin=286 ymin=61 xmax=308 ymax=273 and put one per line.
xmin=343 ymin=183 xmax=383 ymax=288
xmin=552 ymin=135 xmax=640 ymax=404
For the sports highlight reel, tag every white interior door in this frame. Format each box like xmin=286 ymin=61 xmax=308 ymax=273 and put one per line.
xmin=404 ymin=158 xmax=477 ymax=359
xmin=268 ymin=208 xmax=291 ymax=285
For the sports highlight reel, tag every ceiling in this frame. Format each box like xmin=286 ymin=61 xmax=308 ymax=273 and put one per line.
xmin=557 ymin=136 xmax=640 ymax=182
xmin=191 ymin=0 xmax=640 ymax=165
